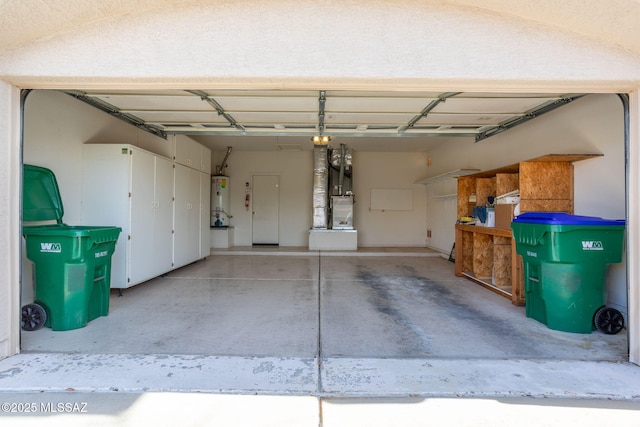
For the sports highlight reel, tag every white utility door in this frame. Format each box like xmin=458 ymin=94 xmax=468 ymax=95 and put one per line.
xmin=252 ymin=175 xmax=280 ymax=245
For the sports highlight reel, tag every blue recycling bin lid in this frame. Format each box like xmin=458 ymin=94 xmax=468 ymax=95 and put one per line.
xmin=513 ymin=212 xmax=625 ymax=226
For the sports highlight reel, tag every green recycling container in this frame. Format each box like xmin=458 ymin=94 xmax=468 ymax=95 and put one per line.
xmin=511 ymin=212 xmax=625 ymax=333
xmin=22 ymin=164 xmax=121 ymax=331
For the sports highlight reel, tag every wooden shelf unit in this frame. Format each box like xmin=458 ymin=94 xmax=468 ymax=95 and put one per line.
xmin=454 ymin=154 xmax=601 ymax=305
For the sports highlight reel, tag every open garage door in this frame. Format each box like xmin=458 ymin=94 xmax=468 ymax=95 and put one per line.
xmin=19 ymin=89 xmax=628 ymax=361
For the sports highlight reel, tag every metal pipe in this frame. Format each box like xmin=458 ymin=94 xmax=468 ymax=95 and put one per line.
xmin=318 ymin=91 xmax=326 ymax=135
xmin=217 ymin=146 xmax=232 ymax=175
xmin=338 ymin=143 xmax=346 ymax=196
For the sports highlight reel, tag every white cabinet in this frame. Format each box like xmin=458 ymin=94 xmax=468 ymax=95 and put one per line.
xmin=136 ymin=155 xmax=173 ymax=281
xmin=175 ymin=137 xmax=212 ymax=174
xmin=200 ymin=171 xmax=211 ymax=257
xmin=199 ymin=144 xmax=212 ymax=257
xmin=174 ymin=137 xmax=212 ymax=264
xmin=82 ymin=144 xmax=174 ymax=288
xmin=83 ymin=141 xmax=211 ymax=288
xmin=173 ymin=163 xmax=201 ymax=269
xmin=175 ymin=137 xmax=204 ymax=170
xmin=201 ymin=149 xmax=212 ymax=175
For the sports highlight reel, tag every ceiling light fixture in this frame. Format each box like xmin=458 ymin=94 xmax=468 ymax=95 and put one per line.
xmin=312 ymin=135 xmax=331 ymax=145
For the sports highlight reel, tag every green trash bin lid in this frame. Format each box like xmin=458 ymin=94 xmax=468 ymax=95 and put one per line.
xmin=23 ymin=164 xmax=64 ymax=223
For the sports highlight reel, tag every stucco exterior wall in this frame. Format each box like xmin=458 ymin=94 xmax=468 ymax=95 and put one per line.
xmin=1 ymin=0 xmax=640 ymax=90
xmin=628 ymin=90 xmax=640 ymax=365
xmin=0 ymin=82 xmax=20 ymax=358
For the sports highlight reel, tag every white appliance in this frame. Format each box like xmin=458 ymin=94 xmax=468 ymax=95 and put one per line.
xmin=332 ymin=195 xmax=354 ymax=229
xmin=211 ymin=176 xmax=230 ymax=227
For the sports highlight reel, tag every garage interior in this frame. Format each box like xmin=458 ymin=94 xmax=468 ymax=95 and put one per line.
xmin=19 ymin=89 xmax=629 ymax=374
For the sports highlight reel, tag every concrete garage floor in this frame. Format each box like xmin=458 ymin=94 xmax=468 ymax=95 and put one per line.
xmin=3 ymin=249 xmax=640 ymax=426
xmin=19 ymin=249 xmax=627 ymax=359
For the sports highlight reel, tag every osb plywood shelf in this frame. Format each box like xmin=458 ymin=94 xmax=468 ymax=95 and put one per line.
xmin=455 ymin=224 xmax=524 ymax=305
xmin=454 ymin=153 xmax=601 ymax=306
xmin=415 ymin=168 xmax=480 ymax=185
xmin=455 ymin=224 xmax=512 ymax=237
xmin=430 ymin=193 xmax=458 ymax=200
xmin=527 ymin=154 xmax=602 ymax=162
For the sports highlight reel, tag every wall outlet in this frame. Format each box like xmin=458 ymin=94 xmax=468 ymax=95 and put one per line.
xmin=427 ymin=229 xmax=432 ymax=238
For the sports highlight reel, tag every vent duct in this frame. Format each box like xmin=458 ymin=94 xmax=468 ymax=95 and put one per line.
xmin=312 ymin=145 xmax=328 ymax=229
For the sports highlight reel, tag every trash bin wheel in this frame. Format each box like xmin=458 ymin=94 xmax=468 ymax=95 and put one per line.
xmin=21 ymin=303 xmax=47 ymax=331
xmin=593 ymin=306 xmax=624 ymax=335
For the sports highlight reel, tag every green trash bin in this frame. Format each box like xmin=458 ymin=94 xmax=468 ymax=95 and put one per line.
xmin=511 ymin=212 xmax=625 ymax=334
xmin=22 ymin=164 xmax=122 ymax=331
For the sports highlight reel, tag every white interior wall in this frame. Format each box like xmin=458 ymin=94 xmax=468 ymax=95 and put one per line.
xmin=425 ymin=94 xmax=627 ymax=313
xmin=353 ymin=152 xmax=428 ymax=247
xmin=211 ymin=149 xmax=429 ymax=248
xmin=423 ymin=176 xmax=460 ymax=254
xmin=213 ymin=150 xmax=313 ymax=247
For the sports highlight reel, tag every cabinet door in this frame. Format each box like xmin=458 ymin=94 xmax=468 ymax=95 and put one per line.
xmin=200 ymin=171 xmax=211 ymax=257
xmin=128 ymin=149 xmax=156 ymax=285
xmin=82 ymin=144 xmax=132 ymax=288
xmin=201 ymin=145 xmax=212 ymax=174
xmin=174 ymin=138 xmax=202 ymax=170
xmin=153 ymin=155 xmax=174 ymax=275
xmin=173 ymin=163 xmax=201 ymax=268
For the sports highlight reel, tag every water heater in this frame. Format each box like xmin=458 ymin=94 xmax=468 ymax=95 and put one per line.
xmin=211 ymin=176 xmax=230 ymax=227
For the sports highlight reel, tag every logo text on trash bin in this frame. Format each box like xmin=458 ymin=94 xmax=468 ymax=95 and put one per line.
xmin=95 ymin=250 xmax=108 ymax=258
xmin=581 ymin=241 xmax=604 ymax=251
xmin=40 ymin=243 xmax=62 ymax=253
